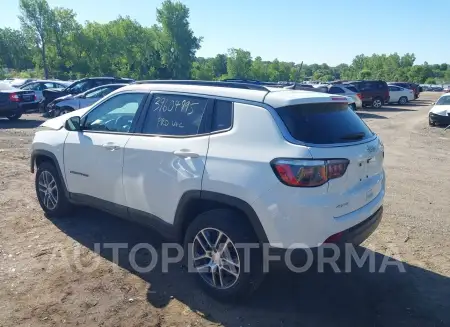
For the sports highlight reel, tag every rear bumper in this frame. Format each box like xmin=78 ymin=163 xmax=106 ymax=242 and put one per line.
xmin=0 ymin=103 xmax=24 ymax=117
xmin=252 ymin=170 xmax=385 ymax=249
xmin=429 ymin=113 xmax=450 ymax=125
xmin=268 ymin=207 xmax=383 ymax=266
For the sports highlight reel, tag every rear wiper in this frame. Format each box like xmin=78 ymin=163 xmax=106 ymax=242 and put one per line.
xmin=340 ymin=132 xmax=365 ymax=140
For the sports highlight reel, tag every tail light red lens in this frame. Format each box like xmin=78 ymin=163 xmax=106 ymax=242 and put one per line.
xmin=324 ymin=231 xmax=343 ymax=243
xmin=356 ymin=93 xmax=362 ymax=99
xmin=271 ymin=159 xmax=349 ymax=187
xmin=34 ymin=94 xmax=37 ymax=101
xmin=9 ymin=93 xmax=20 ymax=102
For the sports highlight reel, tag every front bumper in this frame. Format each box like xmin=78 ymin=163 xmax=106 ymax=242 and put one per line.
xmin=429 ymin=113 xmax=450 ymax=125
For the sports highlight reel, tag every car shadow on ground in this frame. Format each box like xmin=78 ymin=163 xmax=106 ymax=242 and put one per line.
xmin=375 ymin=106 xmax=417 ymax=112
xmin=356 ymin=112 xmax=387 ymax=120
xmin=0 ymin=118 xmax=43 ymax=129
xmin=48 ymin=208 xmax=450 ymax=327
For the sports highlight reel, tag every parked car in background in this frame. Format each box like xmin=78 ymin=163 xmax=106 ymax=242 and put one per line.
xmin=387 ymin=85 xmax=414 ymax=104
xmin=444 ymin=86 xmax=450 ymax=93
xmin=0 ymin=82 xmax=36 ymax=120
xmin=388 ymin=82 xmax=421 ymax=99
xmin=343 ymin=80 xmax=389 ymax=109
xmin=20 ymin=80 xmax=71 ymax=109
xmin=9 ymin=78 xmax=36 ymax=88
xmin=41 ymin=77 xmax=134 ymax=112
xmin=429 ymin=93 xmax=450 ymax=126
xmin=430 ymin=86 xmax=444 ymax=92
xmin=313 ymin=84 xmax=362 ymax=109
xmin=48 ymin=83 xmax=127 ymax=117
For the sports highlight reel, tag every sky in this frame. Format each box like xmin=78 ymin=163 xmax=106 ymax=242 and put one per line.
xmin=1 ymin=0 xmax=449 ymax=66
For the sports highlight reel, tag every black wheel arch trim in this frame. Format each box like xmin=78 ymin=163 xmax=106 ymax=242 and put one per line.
xmin=31 ymin=149 xmax=70 ymax=198
xmin=174 ymin=190 xmax=269 ymax=244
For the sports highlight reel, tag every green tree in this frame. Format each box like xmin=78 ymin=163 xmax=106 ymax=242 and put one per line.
xmin=0 ymin=28 xmax=34 ymax=70
xmin=226 ymin=48 xmax=252 ymax=79
xmin=211 ymin=54 xmax=227 ymax=78
xmin=156 ymin=0 xmax=201 ymax=79
xmin=19 ymin=0 xmax=52 ymax=78
xmin=359 ymin=69 xmax=372 ymax=80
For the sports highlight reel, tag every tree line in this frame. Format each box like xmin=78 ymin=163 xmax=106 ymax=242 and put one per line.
xmin=1 ymin=0 xmax=449 ymax=85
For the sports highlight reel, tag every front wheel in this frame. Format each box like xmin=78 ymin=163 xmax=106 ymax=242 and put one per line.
xmin=429 ymin=116 xmax=436 ymax=126
xmin=35 ymin=162 xmax=73 ymax=217
xmin=371 ymin=98 xmax=383 ymax=109
xmin=398 ymin=96 xmax=407 ymax=105
xmin=7 ymin=113 xmax=22 ymax=121
xmin=58 ymin=108 xmax=72 ymax=116
xmin=184 ymin=209 xmax=264 ymax=302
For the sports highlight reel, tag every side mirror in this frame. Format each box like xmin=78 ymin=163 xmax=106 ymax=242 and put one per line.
xmin=65 ymin=116 xmax=82 ymax=131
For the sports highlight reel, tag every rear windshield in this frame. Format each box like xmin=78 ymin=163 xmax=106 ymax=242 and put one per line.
xmin=345 ymin=85 xmax=358 ymax=93
xmin=275 ymin=102 xmax=374 ymax=144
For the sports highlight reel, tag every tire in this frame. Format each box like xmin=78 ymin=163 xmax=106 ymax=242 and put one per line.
xmin=429 ymin=116 xmax=435 ymax=126
xmin=371 ymin=97 xmax=383 ymax=109
xmin=350 ymin=103 xmax=357 ymax=111
xmin=398 ymin=96 xmax=407 ymax=105
xmin=35 ymin=161 xmax=73 ymax=217
xmin=184 ymin=208 xmax=264 ymax=302
xmin=58 ymin=108 xmax=72 ymax=116
xmin=7 ymin=113 xmax=22 ymax=121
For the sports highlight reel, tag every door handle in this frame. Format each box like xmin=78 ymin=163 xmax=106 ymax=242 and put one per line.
xmin=102 ymin=143 xmax=121 ymax=151
xmin=173 ymin=149 xmax=199 ymax=158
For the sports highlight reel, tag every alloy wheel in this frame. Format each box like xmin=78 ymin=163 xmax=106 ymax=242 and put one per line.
xmin=192 ymin=228 xmax=240 ymax=289
xmin=373 ymin=99 xmax=382 ymax=108
xmin=37 ymin=171 xmax=59 ymax=210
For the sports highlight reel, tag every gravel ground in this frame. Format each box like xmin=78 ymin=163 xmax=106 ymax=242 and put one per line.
xmin=0 ymin=92 xmax=449 ymax=327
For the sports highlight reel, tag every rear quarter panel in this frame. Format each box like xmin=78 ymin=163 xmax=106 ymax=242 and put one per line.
xmin=202 ymin=102 xmax=314 ymax=205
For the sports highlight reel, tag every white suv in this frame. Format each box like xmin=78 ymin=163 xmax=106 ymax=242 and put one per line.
xmin=31 ymin=81 xmax=385 ymax=301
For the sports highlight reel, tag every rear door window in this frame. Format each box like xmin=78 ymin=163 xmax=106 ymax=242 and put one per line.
xmin=275 ymin=102 xmax=374 ymax=144
xmin=142 ymin=94 xmax=209 ymax=136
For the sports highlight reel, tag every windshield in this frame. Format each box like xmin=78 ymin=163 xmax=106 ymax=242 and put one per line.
xmin=345 ymin=85 xmax=358 ymax=93
xmin=436 ymin=96 xmax=450 ymax=105
xmin=66 ymin=80 xmax=90 ymax=94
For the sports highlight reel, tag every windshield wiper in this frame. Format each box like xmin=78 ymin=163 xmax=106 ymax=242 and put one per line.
xmin=340 ymin=132 xmax=365 ymax=140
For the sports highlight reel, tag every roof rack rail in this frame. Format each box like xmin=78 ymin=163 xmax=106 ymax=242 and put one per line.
xmin=133 ymin=80 xmax=270 ymax=91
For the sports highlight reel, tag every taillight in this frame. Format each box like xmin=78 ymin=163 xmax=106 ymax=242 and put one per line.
xmin=356 ymin=93 xmax=362 ymax=99
xmin=9 ymin=93 xmax=20 ymax=102
xmin=271 ymin=159 xmax=349 ymax=187
xmin=324 ymin=232 xmax=343 ymax=243
xmin=34 ymin=94 xmax=37 ymax=101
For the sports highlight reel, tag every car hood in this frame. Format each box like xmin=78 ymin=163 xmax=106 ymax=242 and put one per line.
xmin=55 ymin=94 xmax=75 ymax=101
xmin=40 ymin=106 xmax=91 ymax=130
xmin=429 ymin=105 xmax=450 ymax=115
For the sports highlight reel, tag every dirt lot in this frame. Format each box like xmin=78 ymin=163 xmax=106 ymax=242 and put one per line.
xmin=0 ymin=92 xmax=449 ymax=327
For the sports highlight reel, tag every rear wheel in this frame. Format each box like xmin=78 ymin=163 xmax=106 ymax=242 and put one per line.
xmin=184 ymin=209 xmax=264 ymax=302
xmin=398 ymin=96 xmax=407 ymax=105
xmin=371 ymin=97 xmax=383 ymax=109
xmin=7 ymin=113 xmax=22 ymax=121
